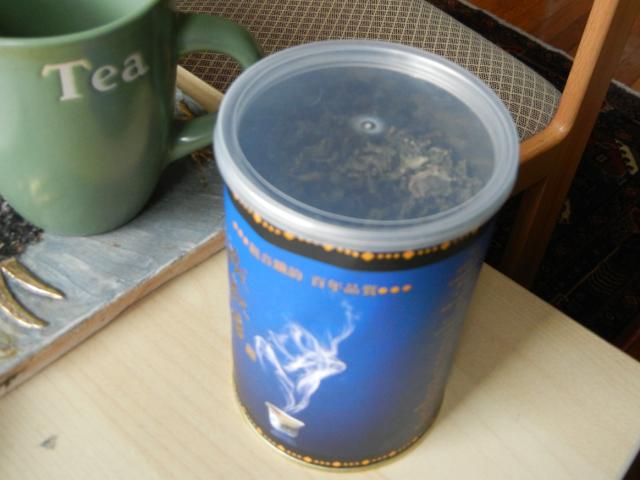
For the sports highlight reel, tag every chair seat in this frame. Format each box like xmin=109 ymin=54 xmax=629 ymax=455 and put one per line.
xmin=177 ymin=0 xmax=560 ymax=140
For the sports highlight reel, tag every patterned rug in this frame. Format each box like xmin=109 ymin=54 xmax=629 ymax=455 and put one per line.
xmin=430 ymin=0 xmax=640 ymax=348
xmin=1 ymin=0 xmax=639 ymax=349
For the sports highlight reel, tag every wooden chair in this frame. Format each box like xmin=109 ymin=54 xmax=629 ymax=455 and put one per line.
xmin=500 ymin=0 xmax=639 ymax=286
xmin=175 ymin=0 xmax=639 ymax=288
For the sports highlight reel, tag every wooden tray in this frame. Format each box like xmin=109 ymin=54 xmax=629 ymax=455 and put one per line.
xmin=0 ymin=69 xmax=226 ymax=395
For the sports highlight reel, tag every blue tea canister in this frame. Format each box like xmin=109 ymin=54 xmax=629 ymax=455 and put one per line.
xmin=214 ymin=40 xmax=518 ymax=469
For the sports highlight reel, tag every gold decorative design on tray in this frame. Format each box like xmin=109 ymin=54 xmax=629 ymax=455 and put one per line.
xmin=0 ymin=258 xmax=65 ymax=329
xmin=0 ymin=330 xmax=17 ymax=359
xmin=238 ymin=402 xmax=425 ymax=470
xmin=1 ymin=258 xmax=63 ymax=299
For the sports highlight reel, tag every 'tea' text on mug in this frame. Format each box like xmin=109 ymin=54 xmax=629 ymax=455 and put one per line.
xmin=41 ymin=52 xmax=150 ymax=101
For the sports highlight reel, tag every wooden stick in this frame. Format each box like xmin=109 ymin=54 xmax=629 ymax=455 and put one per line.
xmin=176 ymin=66 xmax=224 ymax=113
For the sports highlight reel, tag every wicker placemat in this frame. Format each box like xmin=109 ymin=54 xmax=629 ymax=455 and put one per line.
xmin=176 ymin=0 xmax=560 ymax=141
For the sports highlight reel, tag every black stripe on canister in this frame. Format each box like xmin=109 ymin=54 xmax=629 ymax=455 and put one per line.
xmin=229 ymin=191 xmax=484 ymax=272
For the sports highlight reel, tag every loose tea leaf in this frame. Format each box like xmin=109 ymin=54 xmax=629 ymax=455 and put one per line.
xmin=287 ymin=125 xmax=483 ymax=220
xmin=239 ymin=66 xmax=494 ymax=222
xmin=0 ymin=198 xmax=42 ymax=261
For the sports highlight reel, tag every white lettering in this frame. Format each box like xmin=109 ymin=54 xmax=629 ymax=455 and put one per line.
xmin=42 ymin=59 xmax=92 ymax=101
xmin=91 ymin=65 xmax=119 ymax=92
xmin=121 ymin=52 xmax=149 ymax=82
xmin=42 ymin=51 xmax=149 ymax=101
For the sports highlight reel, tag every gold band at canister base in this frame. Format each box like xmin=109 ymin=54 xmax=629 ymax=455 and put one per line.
xmin=235 ymin=389 xmax=443 ymax=470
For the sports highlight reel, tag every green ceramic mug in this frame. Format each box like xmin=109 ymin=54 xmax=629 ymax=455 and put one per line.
xmin=0 ymin=0 xmax=261 ymax=235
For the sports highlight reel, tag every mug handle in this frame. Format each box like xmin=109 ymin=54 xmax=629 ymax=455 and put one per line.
xmin=168 ymin=14 xmax=262 ymax=163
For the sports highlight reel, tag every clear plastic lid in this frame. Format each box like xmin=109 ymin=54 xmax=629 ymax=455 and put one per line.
xmin=214 ymin=41 xmax=518 ymax=251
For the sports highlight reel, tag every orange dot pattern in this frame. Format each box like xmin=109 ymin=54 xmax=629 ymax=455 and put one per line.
xmin=244 ymin=343 xmax=257 ymax=361
xmin=239 ymin=403 xmax=426 ymax=469
xmin=230 ymin=191 xmax=479 ymax=264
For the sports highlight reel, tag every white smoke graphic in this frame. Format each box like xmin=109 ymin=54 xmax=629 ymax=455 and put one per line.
xmin=255 ymin=301 xmax=357 ymax=437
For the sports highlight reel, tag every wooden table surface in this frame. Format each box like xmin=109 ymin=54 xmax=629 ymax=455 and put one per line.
xmin=1 ymin=251 xmax=639 ymax=479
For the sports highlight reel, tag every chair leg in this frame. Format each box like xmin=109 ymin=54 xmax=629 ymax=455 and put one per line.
xmin=501 ymin=131 xmax=595 ymax=288
xmin=500 ymin=177 xmax=557 ymax=287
